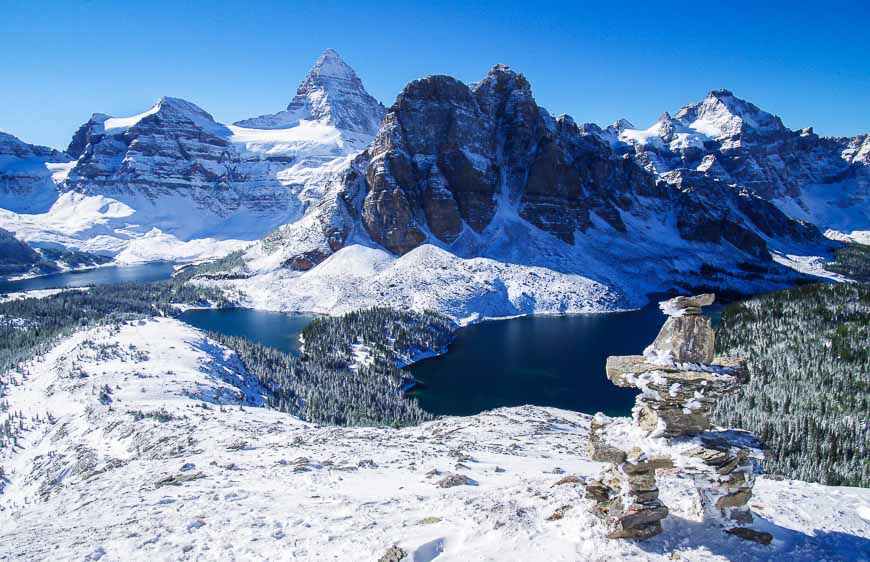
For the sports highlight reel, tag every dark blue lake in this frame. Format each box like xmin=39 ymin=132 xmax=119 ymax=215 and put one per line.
xmin=407 ymin=302 xmax=722 ymax=417
xmin=181 ymin=301 xmax=721 ymax=417
xmin=178 ymin=308 xmax=315 ymax=356
xmin=0 ymin=262 xmax=175 ymax=293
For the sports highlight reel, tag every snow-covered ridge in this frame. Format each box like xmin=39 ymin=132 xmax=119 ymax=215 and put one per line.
xmin=0 ymin=49 xmax=384 ymax=266
xmin=1 ymin=319 xmax=868 ymax=560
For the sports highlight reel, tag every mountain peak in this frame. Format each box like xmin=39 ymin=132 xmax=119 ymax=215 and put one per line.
xmin=234 ymin=49 xmax=385 ymax=135
xmin=675 ymin=89 xmax=786 ymax=144
xmin=612 ymin=118 xmax=635 ymax=131
xmin=302 ymin=48 xmax=357 ymax=83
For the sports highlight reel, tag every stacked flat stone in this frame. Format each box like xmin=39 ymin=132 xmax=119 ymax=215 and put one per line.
xmin=586 ymin=421 xmax=673 ymax=539
xmin=605 ymin=294 xmax=748 ymax=438
xmin=685 ymin=432 xmax=761 ymax=528
xmin=587 ymin=293 xmax=770 ymax=544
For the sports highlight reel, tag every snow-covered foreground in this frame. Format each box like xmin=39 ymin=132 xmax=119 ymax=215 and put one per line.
xmin=1 ymin=319 xmax=868 ymax=561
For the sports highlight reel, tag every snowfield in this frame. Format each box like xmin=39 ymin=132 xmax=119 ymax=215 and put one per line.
xmin=223 ymin=244 xmax=625 ymax=325
xmin=1 ymin=318 xmax=868 ymax=561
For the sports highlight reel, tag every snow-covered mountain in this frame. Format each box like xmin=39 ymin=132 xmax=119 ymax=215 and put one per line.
xmin=0 ymin=50 xmax=384 ymax=264
xmin=1 ymin=55 xmax=867 ymax=313
xmin=0 ymin=132 xmax=70 ymax=214
xmin=208 ymin=66 xmax=849 ymax=322
xmin=610 ymin=90 xmax=869 ymax=243
xmin=234 ymin=48 xmax=385 ymax=135
xmin=1 ymin=318 xmax=868 ymax=560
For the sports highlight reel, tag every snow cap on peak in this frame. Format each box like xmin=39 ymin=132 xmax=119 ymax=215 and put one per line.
xmin=612 ymin=118 xmax=635 ymax=131
xmin=675 ymin=88 xmax=785 ymax=143
xmin=234 ymin=48 xmax=385 ymax=135
xmin=305 ymin=48 xmax=358 ymax=83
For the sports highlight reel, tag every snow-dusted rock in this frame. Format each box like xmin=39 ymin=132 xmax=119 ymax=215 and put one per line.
xmin=0 ymin=50 xmax=383 ymax=265
xmin=615 ymin=89 xmax=869 ymax=238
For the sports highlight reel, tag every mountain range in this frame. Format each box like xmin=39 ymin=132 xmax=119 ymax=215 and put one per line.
xmin=1 ymin=49 xmax=867 ymax=318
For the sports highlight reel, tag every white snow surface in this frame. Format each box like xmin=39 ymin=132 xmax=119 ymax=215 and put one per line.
xmin=1 ymin=319 xmax=868 ymax=561
xmin=211 ymin=243 xmax=625 ymax=324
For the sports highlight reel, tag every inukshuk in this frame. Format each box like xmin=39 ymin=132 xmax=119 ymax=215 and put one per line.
xmin=586 ymin=294 xmax=771 ymax=544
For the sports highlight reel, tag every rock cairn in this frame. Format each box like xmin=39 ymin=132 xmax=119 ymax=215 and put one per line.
xmin=586 ymin=294 xmax=771 ymax=544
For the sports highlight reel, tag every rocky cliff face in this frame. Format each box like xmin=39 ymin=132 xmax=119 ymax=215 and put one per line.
xmin=359 ymin=65 xmax=657 ymax=254
xmin=260 ymin=66 xmax=828 ymax=278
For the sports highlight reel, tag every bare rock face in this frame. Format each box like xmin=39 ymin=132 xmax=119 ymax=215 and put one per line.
xmin=359 ymin=65 xmax=652 ymax=254
xmin=648 ymin=293 xmax=716 ymax=364
xmin=650 ymin=315 xmax=715 ymax=364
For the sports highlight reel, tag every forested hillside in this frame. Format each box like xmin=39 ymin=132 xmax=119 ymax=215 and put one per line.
xmin=302 ymin=307 xmax=454 ymax=369
xmin=713 ymin=283 xmax=869 ymax=487
xmin=825 ymin=243 xmax=870 ymax=283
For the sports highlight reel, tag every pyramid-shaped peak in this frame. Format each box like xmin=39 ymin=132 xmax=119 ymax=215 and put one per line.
xmin=305 ymin=48 xmax=358 ymax=83
xmin=235 ymin=48 xmax=385 ymax=135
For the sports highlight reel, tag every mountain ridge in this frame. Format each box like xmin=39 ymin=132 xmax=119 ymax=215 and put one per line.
xmin=0 ymin=54 xmax=867 ymax=313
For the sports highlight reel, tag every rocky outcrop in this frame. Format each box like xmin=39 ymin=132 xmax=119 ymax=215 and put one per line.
xmin=359 ymin=65 xmax=650 ymax=254
xmin=588 ymin=293 xmax=770 ymax=544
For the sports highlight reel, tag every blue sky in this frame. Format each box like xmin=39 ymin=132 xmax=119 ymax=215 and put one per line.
xmin=1 ymin=0 xmax=867 ymax=149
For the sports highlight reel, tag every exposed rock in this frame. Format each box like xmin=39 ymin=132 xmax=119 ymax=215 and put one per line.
xmin=650 ymin=314 xmax=715 ymax=364
xmin=154 ymin=472 xmax=206 ymax=488
xmin=359 ymin=65 xmax=651 ymax=254
xmin=546 ymin=505 xmax=573 ymax=521
xmin=658 ymin=293 xmax=715 ymax=316
xmin=435 ymin=473 xmax=478 ymax=488
xmin=378 ymin=545 xmax=406 ymax=562
xmin=725 ymin=527 xmax=773 ymax=545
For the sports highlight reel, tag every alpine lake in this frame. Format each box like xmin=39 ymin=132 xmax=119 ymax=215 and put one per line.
xmin=3 ymin=265 xmax=722 ymax=417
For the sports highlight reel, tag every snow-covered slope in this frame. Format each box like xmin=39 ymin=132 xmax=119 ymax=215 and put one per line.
xmin=1 ymin=319 xmax=868 ymax=561
xmin=0 ymin=131 xmax=71 ymax=214
xmin=0 ymin=50 xmax=383 ymax=264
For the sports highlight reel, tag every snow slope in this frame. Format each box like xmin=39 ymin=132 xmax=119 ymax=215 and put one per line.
xmin=1 ymin=319 xmax=868 ymax=561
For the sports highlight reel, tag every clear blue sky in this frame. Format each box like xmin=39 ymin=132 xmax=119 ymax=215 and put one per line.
xmin=1 ymin=0 xmax=867 ymax=149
